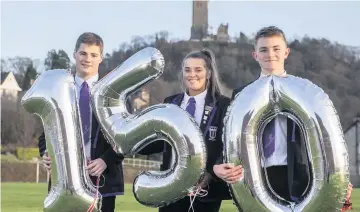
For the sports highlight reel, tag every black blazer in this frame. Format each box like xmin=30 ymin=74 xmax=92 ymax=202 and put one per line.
xmin=232 ymin=81 xmax=310 ymax=200
xmin=38 ymin=72 xmax=125 ymax=197
xmin=139 ymin=90 xmax=232 ymax=202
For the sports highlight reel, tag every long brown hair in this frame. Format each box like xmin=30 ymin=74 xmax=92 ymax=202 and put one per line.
xmin=180 ymin=48 xmax=223 ymax=101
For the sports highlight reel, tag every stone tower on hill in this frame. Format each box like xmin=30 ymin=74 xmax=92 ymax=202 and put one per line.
xmin=191 ymin=0 xmax=208 ymax=40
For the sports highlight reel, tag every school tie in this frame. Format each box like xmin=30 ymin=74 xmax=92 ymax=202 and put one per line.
xmin=79 ymin=82 xmax=91 ymax=149
xmin=263 ymin=119 xmax=275 ymax=158
xmin=186 ymin=97 xmax=196 ymax=117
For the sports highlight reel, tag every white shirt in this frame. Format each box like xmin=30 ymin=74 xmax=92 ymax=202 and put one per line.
xmin=180 ymin=89 xmax=207 ymax=126
xmin=74 ymin=73 xmax=99 ymax=159
xmin=260 ymin=71 xmax=288 ymax=168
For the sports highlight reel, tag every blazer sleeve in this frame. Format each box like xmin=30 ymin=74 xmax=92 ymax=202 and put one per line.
xmin=231 ymin=89 xmax=238 ymax=100
xmin=99 ymin=142 xmax=124 ymax=168
xmin=211 ymin=96 xmax=231 ymax=180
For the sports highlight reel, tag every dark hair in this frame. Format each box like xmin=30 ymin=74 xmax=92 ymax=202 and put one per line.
xmin=254 ymin=26 xmax=287 ymax=47
xmin=181 ymin=48 xmax=223 ymax=101
xmin=74 ymin=32 xmax=104 ymax=54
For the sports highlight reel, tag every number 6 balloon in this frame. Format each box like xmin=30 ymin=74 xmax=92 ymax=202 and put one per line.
xmin=91 ymin=47 xmax=207 ymax=207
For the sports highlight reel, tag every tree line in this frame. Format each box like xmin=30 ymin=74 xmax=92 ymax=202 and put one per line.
xmin=1 ymin=30 xmax=359 ymax=151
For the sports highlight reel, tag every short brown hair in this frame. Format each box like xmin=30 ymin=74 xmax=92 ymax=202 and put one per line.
xmin=254 ymin=26 xmax=287 ymax=47
xmin=74 ymin=32 xmax=104 ymax=54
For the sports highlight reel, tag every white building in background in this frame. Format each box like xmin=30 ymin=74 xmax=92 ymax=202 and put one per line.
xmin=0 ymin=72 xmax=22 ymax=100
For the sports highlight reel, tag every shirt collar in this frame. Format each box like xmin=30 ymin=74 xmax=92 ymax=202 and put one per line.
xmin=260 ymin=70 xmax=287 ymax=78
xmin=75 ymin=73 xmax=99 ymax=88
xmin=183 ymin=89 xmax=208 ymax=105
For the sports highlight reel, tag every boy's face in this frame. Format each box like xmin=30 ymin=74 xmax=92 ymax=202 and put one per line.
xmin=252 ymin=35 xmax=290 ymax=74
xmin=73 ymin=43 xmax=103 ymax=78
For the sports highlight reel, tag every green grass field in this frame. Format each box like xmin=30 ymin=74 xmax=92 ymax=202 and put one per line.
xmin=1 ymin=183 xmax=359 ymax=212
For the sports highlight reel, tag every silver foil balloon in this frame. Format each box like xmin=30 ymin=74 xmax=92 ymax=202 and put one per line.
xmin=91 ymin=47 xmax=207 ymax=207
xmin=21 ymin=69 xmax=101 ymax=212
xmin=223 ymin=75 xmax=349 ymax=212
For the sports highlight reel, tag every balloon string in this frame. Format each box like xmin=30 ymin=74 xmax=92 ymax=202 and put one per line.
xmin=187 ymin=187 xmax=208 ymax=212
xmin=87 ymin=176 xmax=100 ymax=212
xmin=86 ymin=158 xmax=105 ymax=212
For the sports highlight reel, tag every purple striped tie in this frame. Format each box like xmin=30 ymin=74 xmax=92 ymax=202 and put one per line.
xmin=186 ymin=97 xmax=196 ymax=117
xmin=80 ymin=82 xmax=91 ymax=147
xmin=263 ymin=119 xmax=275 ymax=158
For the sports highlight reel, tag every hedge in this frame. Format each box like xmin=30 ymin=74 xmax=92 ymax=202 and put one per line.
xmin=16 ymin=147 xmax=39 ymax=160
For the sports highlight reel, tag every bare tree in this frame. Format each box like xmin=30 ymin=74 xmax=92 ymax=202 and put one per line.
xmin=44 ymin=49 xmax=71 ymax=70
xmin=1 ymin=94 xmax=42 ymax=151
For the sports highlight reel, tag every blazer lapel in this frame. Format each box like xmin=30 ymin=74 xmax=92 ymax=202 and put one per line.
xmin=200 ymin=92 xmax=217 ymax=139
xmin=91 ymin=114 xmax=100 ymax=158
xmin=287 ymin=118 xmax=295 ymax=197
xmin=171 ymin=93 xmax=184 ymax=106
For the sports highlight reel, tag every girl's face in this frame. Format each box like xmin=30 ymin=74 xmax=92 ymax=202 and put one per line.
xmin=183 ymin=58 xmax=208 ymax=95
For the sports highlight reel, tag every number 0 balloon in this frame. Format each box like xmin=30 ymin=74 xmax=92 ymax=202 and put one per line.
xmin=223 ymin=75 xmax=350 ymax=212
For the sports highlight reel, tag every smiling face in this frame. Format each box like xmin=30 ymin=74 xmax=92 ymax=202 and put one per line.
xmin=182 ymin=58 xmax=208 ymax=96
xmin=73 ymin=43 xmax=103 ymax=80
xmin=252 ymin=35 xmax=290 ymax=75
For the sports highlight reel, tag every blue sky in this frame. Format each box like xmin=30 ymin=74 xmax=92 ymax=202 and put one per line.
xmin=2 ymin=0 xmax=360 ymax=64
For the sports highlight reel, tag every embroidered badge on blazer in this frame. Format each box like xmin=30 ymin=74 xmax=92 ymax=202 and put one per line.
xmin=202 ymin=105 xmax=213 ymax=125
xmin=209 ymin=126 xmax=218 ymax=141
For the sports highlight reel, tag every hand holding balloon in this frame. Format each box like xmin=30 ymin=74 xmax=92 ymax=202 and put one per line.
xmin=213 ymin=164 xmax=243 ymax=184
